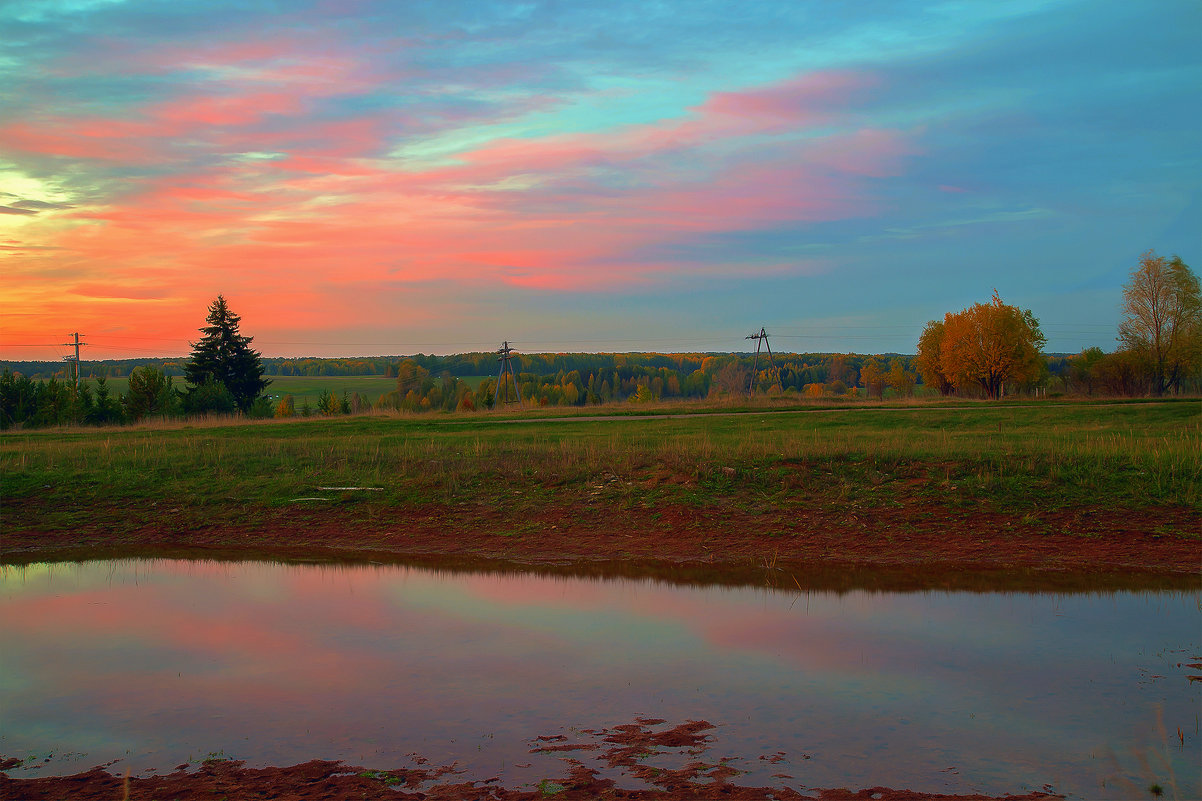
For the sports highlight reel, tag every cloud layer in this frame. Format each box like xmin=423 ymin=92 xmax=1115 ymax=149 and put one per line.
xmin=2 ymin=0 xmax=1198 ymax=358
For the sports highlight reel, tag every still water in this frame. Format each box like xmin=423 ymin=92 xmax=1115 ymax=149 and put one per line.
xmin=0 ymin=559 xmax=1198 ymax=798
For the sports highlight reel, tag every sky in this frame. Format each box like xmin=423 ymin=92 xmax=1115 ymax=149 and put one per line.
xmin=2 ymin=0 xmax=1199 ymax=361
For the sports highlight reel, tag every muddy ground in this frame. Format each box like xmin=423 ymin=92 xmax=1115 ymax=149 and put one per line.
xmin=3 ymin=499 xmax=1198 ymax=587
xmin=0 ymin=719 xmax=1065 ymax=800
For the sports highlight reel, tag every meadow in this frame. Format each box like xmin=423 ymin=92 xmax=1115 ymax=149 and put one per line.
xmin=3 ymin=397 xmax=1199 ymax=560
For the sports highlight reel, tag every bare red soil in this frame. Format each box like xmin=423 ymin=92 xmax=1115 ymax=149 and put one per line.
xmin=4 ymin=500 xmax=1198 ymax=585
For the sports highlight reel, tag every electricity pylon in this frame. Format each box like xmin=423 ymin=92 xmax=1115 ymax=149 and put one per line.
xmin=745 ymin=327 xmax=780 ymax=398
xmin=495 ymin=341 xmax=523 ymax=407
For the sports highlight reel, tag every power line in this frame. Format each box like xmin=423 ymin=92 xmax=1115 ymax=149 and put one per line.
xmin=78 ymin=344 xmax=191 ymax=355
xmin=77 ymin=322 xmax=1118 ymax=345
xmin=5 ymin=317 xmax=1125 ymax=361
xmin=60 ymin=332 xmax=86 ymax=391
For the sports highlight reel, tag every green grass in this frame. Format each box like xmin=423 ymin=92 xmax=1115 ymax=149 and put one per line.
xmin=257 ymin=374 xmax=400 ymax=403
xmin=2 ymin=397 xmax=1199 ymax=541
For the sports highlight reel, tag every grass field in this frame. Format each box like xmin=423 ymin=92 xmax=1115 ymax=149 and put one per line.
xmin=3 ymin=398 xmax=1199 ymax=546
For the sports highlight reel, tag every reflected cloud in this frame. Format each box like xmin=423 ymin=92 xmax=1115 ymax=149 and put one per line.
xmin=0 ymin=560 xmax=1197 ymax=798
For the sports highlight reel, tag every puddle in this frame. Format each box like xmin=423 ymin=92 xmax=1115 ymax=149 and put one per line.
xmin=0 ymin=559 xmax=1198 ymax=798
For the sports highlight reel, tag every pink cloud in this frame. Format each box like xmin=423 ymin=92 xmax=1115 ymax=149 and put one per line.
xmin=0 ymin=120 xmax=155 ymax=161
xmin=799 ymin=128 xmax=917 ymax=177
xmin=643 ymin=163 xmax=860 ymax=229
xmin=2 ymin=62 xmax=919 ymax=354
xmin=0 ymin=95 xmax=397 ymax=164
xmin=698 ymin=70 xmax=874 ymax=121
xmin=79 ymin=31 xmax=391 ymax=98
xmin=449 ymin=70 xmax=878 ymax=182
xmin=154 ymin=91 xmax=307 ymax=128
xmin=51 ymin=35 xmax=304 ymax=77
xmin=457 ymin=136 xmax=613 ymax=174
xmin=272 ymin=154 xmax=376 ymax=175
xmin=1 ymin=26 xmax=405 ymax=162
xmin=69 ymin=283 xmax=172 ymax=300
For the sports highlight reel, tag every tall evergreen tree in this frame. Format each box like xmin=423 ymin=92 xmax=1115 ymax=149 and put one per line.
xmin=125 ymin=365 xmax=176 ymax=420
xmin=184 ymin=296 xmax=269 ymax=413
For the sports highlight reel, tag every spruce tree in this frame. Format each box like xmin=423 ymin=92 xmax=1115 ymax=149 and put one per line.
xmin=184 ymin=295 xmax=269 ymax=413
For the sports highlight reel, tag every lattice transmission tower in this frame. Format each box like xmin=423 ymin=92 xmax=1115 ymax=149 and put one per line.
xmin=495 ymin=341 xmax=524 ymax=407
xmin=745 ymin=327 xmax=780 ymax=398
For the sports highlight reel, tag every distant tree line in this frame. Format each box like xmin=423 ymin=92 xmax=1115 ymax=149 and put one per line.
xmin=2 ymin=253 xmax=1197 ymax=428
xmin=356 ymin=352 xmax=922 ymax=415
xmin=0 ymin=351 xmax=914 ymax=383
xmin=3 ymin=348 xmax=929 ymax=427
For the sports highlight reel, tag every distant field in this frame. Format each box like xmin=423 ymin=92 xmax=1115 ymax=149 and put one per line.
xmin=260 ymin=375 xmax=395 ymax=404
xmin=82 ymin=374 xmax=492 ymax=404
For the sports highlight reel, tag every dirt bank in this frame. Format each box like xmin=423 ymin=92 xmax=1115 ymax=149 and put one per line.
xmin=3 ymin=499 xmax=1198 ymax=587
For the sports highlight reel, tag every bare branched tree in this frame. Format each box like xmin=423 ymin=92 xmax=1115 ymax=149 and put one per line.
xmin=1118 ymin=251 xmax=1200 ymax=395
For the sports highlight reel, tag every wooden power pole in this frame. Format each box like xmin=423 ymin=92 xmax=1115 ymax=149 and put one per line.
xmin=61 ymin=332 xmax=86 ymax=392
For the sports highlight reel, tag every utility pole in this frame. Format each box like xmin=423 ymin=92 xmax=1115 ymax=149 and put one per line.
xmin=495 ymin=341 xmax=524 ymax=407
xmin=61 ymin=332 xmax=87 ymax=392
xmin=745 ymin=327 xmax=779 ymax=399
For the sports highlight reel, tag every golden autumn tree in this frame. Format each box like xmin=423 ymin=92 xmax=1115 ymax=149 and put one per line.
xmin=914 ymin=319 xmax=953 ymax=395
xmin=887 ymin=358 xmax=915 ymax=397
xmin=274 ymin=394 xmax=295 ymax=418
xmin=859 ymin=358 xmax=885 ymax=399
xmin=934 ymin=291 xmax=1046 ymax=399
xmin=562 ymin=382 xmax=579 ymax=405
xmin=395 ymin=359 xmax=430 ymax=397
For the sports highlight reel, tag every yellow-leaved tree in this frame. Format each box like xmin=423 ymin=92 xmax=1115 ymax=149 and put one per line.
xmin=887 ymin=359 xmax=915 ymax=397
xmin=919 ymin=291 xmax=1046 ymax=399
xmin=859 ymin=358 xmax=885 ymax=399
xmin=915 ymin=320 xmax=952 ymax=395
xmin=274 ymin=394 xmax=295 ymax=418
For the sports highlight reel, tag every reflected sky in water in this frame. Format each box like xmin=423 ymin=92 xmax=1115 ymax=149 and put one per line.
xmin=1 ymin=560 xmax=1198 ymax=798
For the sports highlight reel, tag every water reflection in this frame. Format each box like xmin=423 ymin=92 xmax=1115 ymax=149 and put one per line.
xmin=0 ymin=560 xmax=1198 ymax=799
